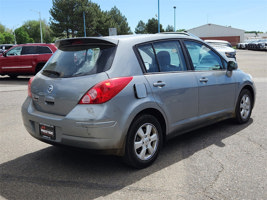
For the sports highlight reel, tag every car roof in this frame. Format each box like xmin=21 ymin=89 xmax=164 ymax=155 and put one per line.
xmin=14 ymin=43 xmax=55 ymax=47
xmin=56 ymin=34 xmax=200 ymax=49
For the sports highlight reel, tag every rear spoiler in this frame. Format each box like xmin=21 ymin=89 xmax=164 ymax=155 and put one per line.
xmin=55 ymin=37 xmax=118 ymax=49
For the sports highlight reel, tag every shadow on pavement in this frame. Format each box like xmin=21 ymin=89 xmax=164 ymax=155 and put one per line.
xmin=0 ymin=119 xmax=253 ymax=199
xmin=0 ymin=76 xmax=31 ymax=86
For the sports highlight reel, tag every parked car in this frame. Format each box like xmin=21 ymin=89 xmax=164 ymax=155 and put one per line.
xmin=22 ymin=34 xmax=255 ymax=168
xmin=0 ymin=43 xmax=57 ymax=78
xmin=247 ymin=39 xmax=260 ymax=50
xmin=255 ymin=39 xmax=267 ymax=51
xmin=236 ymin=40 xmax=253 ymax=49
xmin=0 ymin=44 xmax=14 ymax=55
xmin=205 ymin=40 xmax=236 ymax=61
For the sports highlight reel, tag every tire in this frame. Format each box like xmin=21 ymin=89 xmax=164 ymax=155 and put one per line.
xmin=124 ymin=114 xmax=163 ymax=169
xmin=9 ymin=74 xmax=18 ymax=79
xmin=35 ymin=63 xmax=45 ymax=74
xmin=235 ymin=89 xmax=252 ymax=124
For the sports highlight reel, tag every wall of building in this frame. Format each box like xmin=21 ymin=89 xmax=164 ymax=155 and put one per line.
xmin=188 ymin=24 xmax=245 ymax=45
xmin=201 ymin=36 xmax=240 ymax=46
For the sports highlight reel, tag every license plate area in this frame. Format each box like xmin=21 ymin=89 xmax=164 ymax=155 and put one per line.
xmin=39 ymin=123 xmax=55 ymax=140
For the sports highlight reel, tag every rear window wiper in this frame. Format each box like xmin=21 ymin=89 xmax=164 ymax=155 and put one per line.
xmin=42 ymin=69 xmax=61 ymax=77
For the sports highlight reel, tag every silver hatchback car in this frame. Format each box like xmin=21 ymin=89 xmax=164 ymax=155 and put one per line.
xmin=22 ymin=34 xmax=255 ymax=168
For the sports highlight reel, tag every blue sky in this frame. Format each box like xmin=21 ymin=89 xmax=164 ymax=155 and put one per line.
xmin=1 ymin=0 xmax=267 ymax=32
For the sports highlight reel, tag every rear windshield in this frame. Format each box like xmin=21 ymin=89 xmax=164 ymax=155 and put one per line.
xmin=42 ymin=45 xmax=116 ymax=78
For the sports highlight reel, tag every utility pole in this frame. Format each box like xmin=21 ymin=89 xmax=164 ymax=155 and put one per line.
xmin=173 ymin=6 xmax=176 ymax=32
xmin=83 ymin=11 xmax=86 ymax=37
xmin=39 ymin=11 xmax=43 ymax=43
xmin=31 ymin=10 xmax=43 ymax=43
xmin=158 ymin=0 xmax=160 ymax=33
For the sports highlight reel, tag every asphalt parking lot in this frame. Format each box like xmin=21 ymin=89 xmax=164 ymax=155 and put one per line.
xmin=0 ymin=50 xmax=266 ymax=200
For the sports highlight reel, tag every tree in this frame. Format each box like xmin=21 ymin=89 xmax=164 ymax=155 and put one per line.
xmin=15 ymin=27 xmax=34 ymax=44
xmin=0 ymin=32 xmax=14 ymax=44
xmin=106 ymin=6 xmax=131 ymax=35
xmin=50 ymin=0 xmax=105 ymax=37
xmin=50 ymin=1 xmax=131 ymax=37
xmin=0 ymin=23 xmax=5 ymax=33
xmin=146 ymin=18 xmax=164 ymax=33
xmin=135 ymin=20 xmax=147 ymax=34
xmin=23 ymin=20 xmax=54 ymax=43
xmin=165 ymin=25 xmax=174 ymax=32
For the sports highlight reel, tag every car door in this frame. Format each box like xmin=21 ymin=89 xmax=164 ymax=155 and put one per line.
xmin=184 ymin=40 xmax=236 ymax=117
xmin=18 ymin=46 xmax=38 ymax=73
xmin=0 ymin=46 xmax=22 ymax=73
xmin=137 ymin=40 xmax=198 ymax=134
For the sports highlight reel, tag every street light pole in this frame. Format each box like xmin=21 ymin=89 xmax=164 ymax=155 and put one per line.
xmin=158 ymin=0 xmax=160 ymax=33
xmin=173 ymin=6 xmax=176 ymax=32
xmin=31 ymin=10 xmax=43 ymax=43
xmin=83 ymin=11 xmax=86 ymax=37
xmin=39 ymin=11 xmax=43 ymax=43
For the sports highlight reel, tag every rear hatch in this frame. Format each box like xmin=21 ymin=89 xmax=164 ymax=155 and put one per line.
xmin=31 ymin=38 xmax=117 ymax=116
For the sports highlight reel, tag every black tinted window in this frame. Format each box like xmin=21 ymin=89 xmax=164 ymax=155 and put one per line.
xmin=42 ymin=45 xmax=116 ymax=78
xmin=21 ymin=46 xmax=37 ymax=55
xmin=37 ymin=46 xmax=52 ymax=54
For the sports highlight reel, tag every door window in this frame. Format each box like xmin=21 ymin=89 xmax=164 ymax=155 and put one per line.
xmin=153 ymin=41 xmax=187 ymax=72
xmin=6 ymin=46 xmax=22 ymax=56
xmin=137 ymin=40 xmax=187 ymax=73
xmin=184 ymin=41 xmax=223 ymax=71
xmin=137 ymin=44 xmax=159 ymax=72
xmin=21 ymin=46 xmax=37 ymax=55
xmin=37 ymin=46 xmax=52 ymax=54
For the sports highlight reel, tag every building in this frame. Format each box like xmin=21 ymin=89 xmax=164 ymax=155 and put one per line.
xmin=188 ymin=23 xmax=245 ymax=46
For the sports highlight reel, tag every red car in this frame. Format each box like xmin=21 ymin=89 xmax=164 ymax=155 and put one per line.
xmin=0 ymin=43 xmax=57 ymax=78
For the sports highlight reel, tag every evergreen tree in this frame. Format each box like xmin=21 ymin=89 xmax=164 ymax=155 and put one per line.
xmin=146 ymin=18 xmax=164 ymax=33
xmin=135 ymin=20 xmax=147 ymax=34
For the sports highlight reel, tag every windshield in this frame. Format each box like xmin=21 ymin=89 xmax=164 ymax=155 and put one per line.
xmin=42 ymin=45 xmax=116 ymax=78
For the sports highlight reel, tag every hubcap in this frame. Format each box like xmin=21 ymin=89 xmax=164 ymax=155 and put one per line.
xmin=134 ymin=123 xmax=159 ymax=161
xmin=240 ymin=94 xmax=251 ymax=120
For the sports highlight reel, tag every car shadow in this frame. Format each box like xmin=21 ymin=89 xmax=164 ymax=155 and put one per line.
xmin=0 ymin=76 xmax=31 ymax=86
xmin=0 ymin=119 xmax=253 ymax=199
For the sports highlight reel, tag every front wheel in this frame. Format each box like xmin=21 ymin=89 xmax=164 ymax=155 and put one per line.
xmin=235 ymin=89 xmax=253 ymax=124
xmin=124 ymin=114 xmax=163 ymax=169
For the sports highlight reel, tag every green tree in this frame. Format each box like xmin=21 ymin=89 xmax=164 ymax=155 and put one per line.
xmin=0 ymin=32 xmax=14 ymax=44
xmin=50 ymin=1 xmax=131 ymax=37
xmin=106 ymin=6 xmax=131 ymax=35
xmin=0 ymin=33 xmax=4 ymax=43
xmin=135 ymin=20 xmax=147 ymax=34
xmin=146 ymin=18 xmax=164 ymax=33
xmin=0 ymin=23 xmax=5 ymax=33
xmin=50 ymin=0 xmax=103 ymax=37
xmin=165 ymin=25 xmax=174 ymax=32
xmin=15 ymin=27 xmax=34 ymax=44
xmin=23 ymin=20 xmax=54 ymax=43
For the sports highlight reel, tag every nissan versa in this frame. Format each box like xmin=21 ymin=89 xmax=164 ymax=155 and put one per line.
xmin=21 ymin=34 xmax=255 ymax=168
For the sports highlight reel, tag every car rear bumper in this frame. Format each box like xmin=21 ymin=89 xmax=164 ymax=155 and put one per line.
xmin=21 ymin=97 xmax=125 ymax=155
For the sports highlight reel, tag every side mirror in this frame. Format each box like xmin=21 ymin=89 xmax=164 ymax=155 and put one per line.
xmin=2 ymin=52 xmax=7 ymax=57
xmin=227 ymin=61 xmax=238 ymax=71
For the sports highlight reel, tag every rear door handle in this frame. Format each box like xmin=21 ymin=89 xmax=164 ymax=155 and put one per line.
xmin=199 ymin=78 xmax=208 ymax=83
xmin=153 ymin=81 xmax=166 ymax=88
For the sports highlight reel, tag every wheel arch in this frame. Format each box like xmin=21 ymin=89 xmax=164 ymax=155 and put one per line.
xmin=130 ymin=108 xmax=167 ymax=143
xmin=241 ymin=85 xmax=255 ymax=109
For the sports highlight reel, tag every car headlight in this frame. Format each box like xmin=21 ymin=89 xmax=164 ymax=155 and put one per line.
xmin=225 ymin=52 xmax=236 ymax=58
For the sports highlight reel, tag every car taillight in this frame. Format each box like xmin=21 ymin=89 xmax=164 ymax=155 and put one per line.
xmin=79 ymin=77 xmax=133 ymax=104
xmin=28 ymin=76 xmax=35 ymax=97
